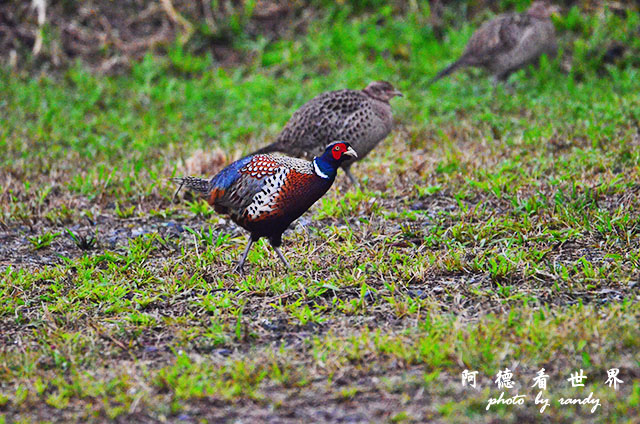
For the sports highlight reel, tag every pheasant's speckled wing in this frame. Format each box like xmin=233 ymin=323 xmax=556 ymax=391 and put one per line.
xmin=208 ymin=154 xmax=324 ymax=227
xmin=339 ymin=102 xmax=391 ymax=159
xmin=509 ymin=16 xmax=557 ymax=63
xmin=276 ymin=89 xmax=370 ymax=155
xmin=463 ymin=13 xmax=532 ymax=64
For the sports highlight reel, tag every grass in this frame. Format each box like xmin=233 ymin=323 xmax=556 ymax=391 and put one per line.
xmin=1 ymin=2 xmax=640 ymax=422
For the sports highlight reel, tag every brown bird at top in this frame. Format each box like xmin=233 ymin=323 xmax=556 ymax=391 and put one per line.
xmin=252 ymin=81 xmax=403 ymax=186
xmin=428 ymin=1 xmax=560 ymax=86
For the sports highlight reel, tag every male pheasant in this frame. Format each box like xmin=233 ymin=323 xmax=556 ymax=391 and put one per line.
xmin=174 ymin=142 xmax=357 ymax=272
xmin=252 ymin=81 xmax=402 ymax=186
xmin=428 ymin=1 xmax=559 ymax=86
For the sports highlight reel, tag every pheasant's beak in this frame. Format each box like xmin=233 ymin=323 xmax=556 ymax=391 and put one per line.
xmin=344 ymin=146 xmax=358 ymax=158
xmin=392 ymin=89 xmax=404 ymax=97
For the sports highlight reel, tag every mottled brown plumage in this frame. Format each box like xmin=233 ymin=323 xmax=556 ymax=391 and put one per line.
xmin=429 ymin=1 xmax=559 ymax=85
xmin=252 ymin=81 xmax=402 ymax=185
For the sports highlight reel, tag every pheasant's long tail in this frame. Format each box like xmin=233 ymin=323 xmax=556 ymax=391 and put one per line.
xmin=171 ymin=176 xmax=211 ymax=202
xmin=426 ymin=59 xmax=466 ymax=87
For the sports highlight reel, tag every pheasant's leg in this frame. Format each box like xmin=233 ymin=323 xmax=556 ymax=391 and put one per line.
xmin=493 ymin=71 xmax=515 ymax=93
xmin=491 ymin=75 xmax=501 ymax=91
xmin=272 ymin=246 xmax=292 ymax=271
xmin=343 ymin=166 xmax=360 ymax=188
xmin=234 ymin=236 xmax=254 ymax=273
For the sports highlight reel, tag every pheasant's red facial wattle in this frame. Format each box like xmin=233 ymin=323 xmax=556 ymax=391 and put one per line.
xmin=332 ymin=143 xmax=345 ymax=160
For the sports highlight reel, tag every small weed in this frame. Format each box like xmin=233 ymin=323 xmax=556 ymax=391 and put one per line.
xmin=28 ymin=231 xmax=60 ymax=250
xmin=188 ymin=199 xmax=215 ymax=217
xmin=115 ymin=202 xmax=136 ymax=219
xmin=66 ymin=229 xmax=98 ymax=251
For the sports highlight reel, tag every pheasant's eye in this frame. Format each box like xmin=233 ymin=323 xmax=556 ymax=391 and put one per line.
xmin=331 ymin=144 xmax=344 ymax=160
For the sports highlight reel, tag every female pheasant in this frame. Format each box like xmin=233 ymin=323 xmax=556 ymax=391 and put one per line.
xmin=428 ymin=1 xmax=559 ymax=86
xmin=174 ymin=142 xmax=357 ymax=272
xmin=252 ymin=81 xmax=402 ymax=186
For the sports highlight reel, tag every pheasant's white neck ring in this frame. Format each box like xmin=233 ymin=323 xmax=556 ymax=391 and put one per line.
xmin=313 ymin=158 xmax=330 ymax=179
